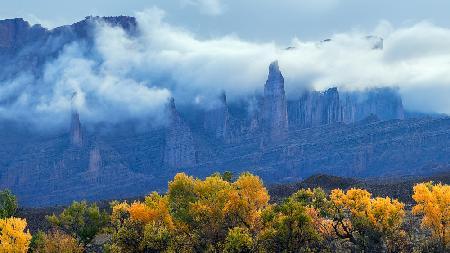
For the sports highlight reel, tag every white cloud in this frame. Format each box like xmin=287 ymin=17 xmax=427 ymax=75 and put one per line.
xmin=1 ymin=6 xmax=449 ymax=131
xmin=127 ymin=8 xmax=449 ymax=114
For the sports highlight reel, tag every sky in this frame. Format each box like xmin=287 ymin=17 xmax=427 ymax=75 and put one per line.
xmin=2 ymin=0 xmax=450 ymax=43
xmin=1 ymin=1 xmax=450 ymax=129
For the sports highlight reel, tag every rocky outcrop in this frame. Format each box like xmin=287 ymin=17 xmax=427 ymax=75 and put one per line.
xmin=289 ymin=86 xmax=404 ymax=127
xmin=288 ymin=87 xmax=341 ymax=127
xmin=88 ymin=146 xmax=102 ymax=172
xmin=204 ymin=92 xmax=229 ymax=140
xmin=0 ymin=18 xmax=46 ymax=53
xmin=341 ymin=88 xmax=405 ymax=122
xmin=70 ymin=111 xmax=83 ymax=147
xmin=262 ymin=61 xmax=288 ymax=142
xmin=163 ymin=98 xmax=197 ymax=168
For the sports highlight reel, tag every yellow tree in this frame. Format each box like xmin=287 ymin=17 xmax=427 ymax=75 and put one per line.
xmin=412 ymin=182 xmax=450 ymax=248
xmin=129 ymin=192 xmax=174 ymax=228
xmin=225 ymin=173 xmax=270 ymax=231
xmin=0 ymin=217 xmax=32 ymax=253
xmin=188 ymin=174 xmax=233 ymax=249
xmin=109 ymin=193 xmax=176 ymax=252
xmin=329 ymin=188 xmax=406 ymax=252
xmin=166 ymin=172 xmax=270 ymax=251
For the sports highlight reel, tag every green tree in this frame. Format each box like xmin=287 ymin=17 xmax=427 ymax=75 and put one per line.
xmin=47 ymin=201 xmax=108 ymax=246
xmin=141 ymin=222 xmax=172 ymax=252
xmin=222 ymin=171 xmax=234 ymax=182
xmin=29 ymin=230 xmax=46 ymax=252
xmin=106 ymin=218 xmax=144 ymax=253
xmin=257 ymin=198 xmax=323 ymax=252
xmin=0 ymin=189 xmax=17 ymax=218
xmin=223 ymin=227 xmax=253 ymax=253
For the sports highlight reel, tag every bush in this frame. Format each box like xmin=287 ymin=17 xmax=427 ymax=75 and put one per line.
xmin=0 ymin=189 xmax=17 ymax=218
xmin=30 ymin=230 xmax=84 ymax=253
xmin=47 ymin=201 xmax=108 ymax=245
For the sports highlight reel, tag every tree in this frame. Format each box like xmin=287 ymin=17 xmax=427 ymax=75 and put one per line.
xmin=187 ymin=173 xmax=234 ymax=250
xmin=222 ymin=171 xmax=234 ymax=182
xmin=107 ymin=218 xmax=144 ymax=253
xmin=47 ymin=201 xmax=108 ymax=246
xmin=0 ymin=217 xmax=32 ymax=252
xmin=167 ymin=172 xmax=271 ymax=251
xmin=225 ymin=173 xmax=270 ymax=232
xmin=257 ymin=196 xmax=324 ymax=252
xmin=167 ymin=173 xmax=197 ymax=223
xmin=141 ymin=222 xmax=172 ymax=252
xmin=329 ymin=188 xmax=406 ymax=252
xmin=412 ymin=182 xmax=450 ymax=250
xmin=108 ymin=194 xmax=176 ymax=253
xmin=223 ymin=227 xmax=253 ymax=253
xmin=29 ymin=231 xmax=46 ymax=252
xmin=0 ymin=189 xmax=17 ymax=219
xmin=30 ymin=230 xmax=84 ymax=253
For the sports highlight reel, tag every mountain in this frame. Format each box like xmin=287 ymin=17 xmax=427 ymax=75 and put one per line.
xmin=0 ymin=16 xmax=136 ymax=80
xmin=0 ymin=17 xmax=448 ymax=207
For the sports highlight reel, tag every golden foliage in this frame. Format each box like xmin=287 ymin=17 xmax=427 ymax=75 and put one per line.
xmin=331 ymin=188 xmax=372 ymax=218
xmin=0 ymin=217 xmax=32 ymax=253
xmin=368 ymin=197 xmax=405 ymax=233
xmin=412 ymin=182 xmax=450 ymax=246
xmin=128 ymin=193 xmax=174 ymax=229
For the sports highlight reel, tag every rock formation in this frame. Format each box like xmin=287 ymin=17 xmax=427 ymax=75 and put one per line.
xmin=288 ymin=87 xmax=341 ymax=128
xmin=88 ymin=146 xmax=102 ymax=172
xmin=341 ymin=88 xmax=405 ymax=122
xmin=204 ymin=92 xmax=229 ymax=140
xmin=0 ymin=18 xmax=46 ymax=54
xmin=262 ymin=61 xmax=288 ymax=142
xmin=163 ymin=98 xmax=197 ymax=168
xmin=289 ymin=86 xmax=404 ymax=127
xmin=70 ymin=93 xmax=83 ymax=147
xmin=70 ymin=111 xmax=83 ymax=147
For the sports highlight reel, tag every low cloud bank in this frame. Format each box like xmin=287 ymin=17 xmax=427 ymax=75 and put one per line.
xmin=0 ymin=7 xmax=449 ymax=131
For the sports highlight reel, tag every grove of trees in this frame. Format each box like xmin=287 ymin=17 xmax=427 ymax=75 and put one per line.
xmin=0 ymin=173 xmax=449 ymax=252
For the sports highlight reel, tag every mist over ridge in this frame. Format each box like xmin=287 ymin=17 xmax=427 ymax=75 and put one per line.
xmin=0 ymin=7 xmax=449 ymax=132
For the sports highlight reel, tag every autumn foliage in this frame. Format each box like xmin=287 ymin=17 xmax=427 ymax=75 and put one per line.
xmin=0 ymin=175 xmax=449 ymax=252
xmin=412 ymin=182 xmax=450 ymax=250
xmin=0 ymin=217 xmax=32 ymax=252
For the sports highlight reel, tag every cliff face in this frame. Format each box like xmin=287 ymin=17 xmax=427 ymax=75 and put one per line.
xmin=289 ymin=86 xmax=404 ymax=127
xmin=203 ymin=92 xmax=229 ymax=141
xmin=0 ymin=116 xmax=151 ymax=207
xmin=341 ymin=88 xmax=405 ymax=122
xmin=88 ymin=146 xmax=102 ymax=173
xmin=163 ymin=98 xmax=197 ymax=168
xmin=0 ymin=18 xmax=47 ymax=53
xmin=288 ymin=87 xmax=341 ymax=127
xmin=262 ymin=61 xmax=288 ymax=142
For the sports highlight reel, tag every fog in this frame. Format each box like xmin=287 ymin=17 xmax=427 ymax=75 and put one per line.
xmin=0 ymin=7 xmax=449 ymax=131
